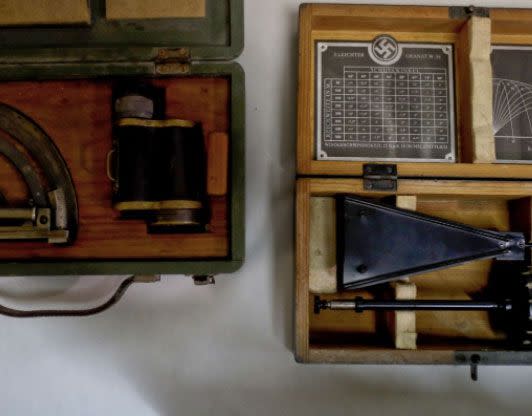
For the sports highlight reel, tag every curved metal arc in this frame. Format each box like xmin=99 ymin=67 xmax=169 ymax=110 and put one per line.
xmin=0 ymin=103 xmax=78 ymax=242
xmin=0 ymin=138 xmax=48 ymax=207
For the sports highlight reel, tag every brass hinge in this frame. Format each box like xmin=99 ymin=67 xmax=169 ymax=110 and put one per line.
xmin=363 ymin=164 xmax=397 ymax=191
xmin=155 ymin=48 xmax=191 ymax=75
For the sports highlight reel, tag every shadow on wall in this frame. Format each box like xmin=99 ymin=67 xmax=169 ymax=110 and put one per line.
xmin=269 ymin=4 xmax=299 ymax=353
xmin=36 ymin=299 xmax=531 ymax=416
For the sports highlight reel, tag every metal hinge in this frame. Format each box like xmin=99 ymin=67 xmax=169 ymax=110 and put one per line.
xmin=155 ymin=47 xmax=191 ymax=75
xmin=363 ymin=164 xmax=397 ymax=191
xmin=449 ymin=5 xmax=490 ymax=19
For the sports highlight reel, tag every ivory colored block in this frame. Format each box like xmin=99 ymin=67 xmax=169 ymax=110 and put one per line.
xmin=392 ymin=196 xmax=418 ymax=350
xmin=396 ymin=195 xmax=417 ymax=212
xmin=393 ymin=282 xmax=418 ymax=350
xmin=106 ymin=0 xmax=206 ymax=20
xmin=467 ymin=16 xmax=496 ymax=163
xmin=0 ymin=1 xmax=91 ymax=25
xmin=309 ymin=197 xmax=337 ymax=294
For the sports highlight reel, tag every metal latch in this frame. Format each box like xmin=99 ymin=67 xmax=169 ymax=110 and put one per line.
xmin=456 ymin=353 xmax=483 ymax=381
xmin=155 ymin=48 xmax=191 ymax=75
xmin=363 ymin=164 xmax=397 ymax=191
xmin=449 ymin=5 xmax=490 ymax=19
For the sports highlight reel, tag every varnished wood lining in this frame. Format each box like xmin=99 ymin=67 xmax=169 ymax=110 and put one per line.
xmin=295 ymin=178 xmax=532 ymax=363
xmin=0 ymin=77 xmax=230 ymax=260
xmin=295 ymin=180 xmax=311 ymax=362
xmin=492 ymin=8 xmax=532 ymax=44
xmin=308 ymin=347 xmax=454 ymax=364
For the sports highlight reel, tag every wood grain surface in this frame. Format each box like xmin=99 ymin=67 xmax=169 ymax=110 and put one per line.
xmin=296 ymin=177 xmax=532 ymax=362
xmin=0 ymin=77 xmax=230 ymax=260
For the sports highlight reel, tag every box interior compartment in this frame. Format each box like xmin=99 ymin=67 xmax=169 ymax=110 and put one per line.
xmin=0 ymin=75 xmax=231 ymax=261
xmin=296 ymin=178 xmax=532 ymax=363
xmin=297 ymin=4 xmax=532 ymax=178
xmin=0 ymin=0 xmax=242 ymax=62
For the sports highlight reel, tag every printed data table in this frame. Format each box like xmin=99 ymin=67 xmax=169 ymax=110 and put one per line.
xmin=317 ymin=38 xmax=455 ymax=162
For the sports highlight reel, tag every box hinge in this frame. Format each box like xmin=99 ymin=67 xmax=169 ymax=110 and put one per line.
xmin=155 ymin=48 xmax=191 ymax=75
xmin=449 ymin=6 xmax=490 ymax=19
xmin=363 ymin=164 xmax=397 ymax=191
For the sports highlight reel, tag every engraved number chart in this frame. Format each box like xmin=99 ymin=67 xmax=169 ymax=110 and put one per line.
xmin=316 ymin=39 xmax=456 ymax=162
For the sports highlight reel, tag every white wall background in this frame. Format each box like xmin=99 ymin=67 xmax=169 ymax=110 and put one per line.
xmin=0 ymin=1 xmax=531 ymax=414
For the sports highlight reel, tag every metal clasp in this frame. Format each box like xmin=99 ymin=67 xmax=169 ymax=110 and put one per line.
xmin=363 ymin=164 xmax=397 ymax=191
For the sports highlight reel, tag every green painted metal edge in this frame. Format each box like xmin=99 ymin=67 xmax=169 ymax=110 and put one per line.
xmin=200 ymin=0 xmax=244 ymax=60
xmin=0 ymin=61 xmax=245 ymax=276
xmin=0 ymin=0 xmax=243 ymax=63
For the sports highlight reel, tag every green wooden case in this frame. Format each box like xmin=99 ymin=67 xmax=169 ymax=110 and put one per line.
xmin=0 ymin=0 xmax=245 ymax=276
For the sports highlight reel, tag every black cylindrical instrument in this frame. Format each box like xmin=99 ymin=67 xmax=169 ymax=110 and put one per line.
xmin=110 ymin=84 xmax=208 ymax=232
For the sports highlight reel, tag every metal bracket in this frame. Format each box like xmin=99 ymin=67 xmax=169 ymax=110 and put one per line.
xmin=363 ymin=164 xmax=397 ymax=191
xmin=455 ymin=353 xmax=483 ymax=381
xmin=192 ymin=275 xmax=216 ymax=286
xmin=449 ymin=6 xmax=490 ymax=19
xmin=155 ymin=48 xmax=191 ymax=75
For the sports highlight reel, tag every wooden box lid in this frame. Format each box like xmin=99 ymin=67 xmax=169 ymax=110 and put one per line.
xmin=297 ymin=4 xmax=532 ymax=179
xmin=0 ymin=0 xmax=243 ymax=64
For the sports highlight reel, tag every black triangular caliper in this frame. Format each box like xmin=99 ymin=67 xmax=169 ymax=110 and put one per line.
xmin=337 ymin=196 xmax=526 ymax=290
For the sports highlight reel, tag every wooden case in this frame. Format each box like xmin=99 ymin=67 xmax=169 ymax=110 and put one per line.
xmin=0 ymin=0 xmax=245 ymax=277
xmin=298 ymin=4 xmax=532 ymax=178
xmin=295 ymin=4 xmax=532 ymax=368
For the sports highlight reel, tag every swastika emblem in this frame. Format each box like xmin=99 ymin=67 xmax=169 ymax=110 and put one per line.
xmin=369 ymin=35 xmax=401 ymax=65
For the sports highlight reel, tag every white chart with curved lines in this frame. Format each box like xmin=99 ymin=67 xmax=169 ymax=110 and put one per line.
xmin=493 ymin=77 xmax=532 ymax=138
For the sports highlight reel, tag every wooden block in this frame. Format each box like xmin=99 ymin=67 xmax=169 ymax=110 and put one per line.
xmin=206 ymin=132 xmax=228 ymax=197
xmin=309 ymin=197 xmax=337 ymax=294
xmin=396 ymin=195 xmax=417 ymax=212
xmin=393 ymin=282 xmax=418 ymax=350
xmin=0 ymin=1 xmax=91 ymax=26
xmin=467 ymin=16 xmax=496 ymax=163
xmin=392 ymin=196 xmax=418 ymax=350
xmin=106 ymin=0 xmax=206 ymax=20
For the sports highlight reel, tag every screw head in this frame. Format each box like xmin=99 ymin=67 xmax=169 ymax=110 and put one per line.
xmin=356 ymin=264 xmax=368 ymax=274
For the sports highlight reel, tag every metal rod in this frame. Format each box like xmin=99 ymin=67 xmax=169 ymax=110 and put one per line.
xmin=0 ymin=208 xmax=36 ymax=221
xmin=316 ymin=297 xmax=512 ymax=313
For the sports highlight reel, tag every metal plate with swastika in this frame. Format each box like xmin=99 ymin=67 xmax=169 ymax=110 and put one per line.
xmin=316 ymin=38 xmax=456 ymax=162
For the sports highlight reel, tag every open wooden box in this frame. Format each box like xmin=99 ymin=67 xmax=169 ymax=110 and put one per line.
xmin=296 ymin=4 xmax=532 ymax=368
xmin=0 ymin=0 xmax=244 ymax=277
